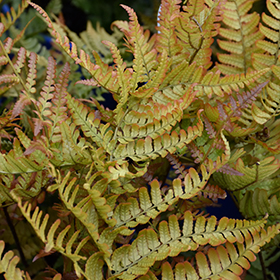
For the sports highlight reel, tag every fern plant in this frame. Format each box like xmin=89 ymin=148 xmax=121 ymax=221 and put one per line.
xmin=1 ymin=0 xmax=280 ymax=279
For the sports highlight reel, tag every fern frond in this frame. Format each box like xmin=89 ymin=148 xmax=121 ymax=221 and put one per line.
xmin=113 ymin=163 xmax=212 ymax=230
xmin=66 ymin=94 xmax=114 ymax=154
xmin=1 ymin=37 xmax=13 ymax=55
xmin=29 ymin=1 xmax=121 ymax=94
xmin=203 ymin=114 xmax=216 ymax=138
xmin=120 ymin=97 xmax=194 ymax=145
xmin=84 ymin=179 xmax=117 ymax=226
xmin=75 ymin=78 xmax=98 ymax=87
xmin=0 ymin=240 xmax=29 ymax=280
xmin=57 ymin=171 xmax=100 ymax=237
xmin=166 ymin=153 xmax=189 ymax=179
xmin=198 ymin=183 xmax=227 ymax=203
xmin=67 ymin=92 xmax=202 ymax=164
xmin=122 ymin=101 xmax=181 ymax=128
xmin=156 ymin=0 xmax=182 ymax=61
xmin=176 ymin=0 xmax=222 ymax=68
xmin=15 ymin=129 xmax=48 ymax=164
xmin=253 ymin=38 xmax=280 ymax=121
xmin=49 ymin=61 xmax=69 ymax=126
xmin=0 ymin=0 xmax=29 ymax=33
xmin=8 ymin=171 xmax=48 ymax=201
xmin=213 ymin=156 xmax=280 ymax=191
xmin=13 ymin=47 xmax=27 ymax=73
xmin=195 ymin=68 xmax=269 ymax=97
xmin=205 ymin=103 xmax=256 ymax=137
xmin=113 ymin=4 xmax=157 ymax=92
xmin=188 ymin=127 xmax=231 ymax=172
xmin=113 ymin=127 xmax=200 ymax=163
xmin=34 ymin=56 xmax=56 ymax=132
xmin=217 ymin=0 xmax=263 ymax=75
xmin=110 ymin=211 xmax=270 ymax=279
xmin=240 ymin=188 xmax=280 ymax=222
xmin=233 ymin=81 xmax=268 ymax=113
xmin=13 ymin=197 xmax=49 ymax=244
xmin=131 ymin=50 xmax=170 ymax=99
xmin=12 ymin=94 xmax=32 ymax=119
xmin=0 ymin=149 xmax=44 ymax=174
xmin=113 ymin=179 xmax=176 ymax=228
xmin=107 ymin=160 xmax=147 ymax=182
xmin=102 ymin=40 xmax=131 ymax=112
xmin=155 ymin=224 xmax=279 ymax=280
xmin=59 ymin=121 xmax=91 ymax=165
xmin=114 ymin=108 xmax=203 ymax=162
xmin=5 ymin=49 xmax=39 ymax=118
xmin=85 ymin=252 xmax=104 ymax=280
xmin=0 ymin=38 xmax=40 ymax=100
xmin=57 ymin=170 xmax=132 ymax=260
xmin=217 ymin=163 xmax=244 ymax=176
xmin=253 ymin=0 xmax=280 ymax=72
xmin=14 ymin=196 xmax=89 ymax=277
xmin=247 ymin=245 xmax=280 ymax=280
xmin=206 ymin=81 xmax=269 ymax=134
xmin=0 ymin=74 xmax=20 ymax=96
xmin=259 ymin=80 xmax=280 ymax=117
xmin=25 ymin=52 xmax=37 ymax=94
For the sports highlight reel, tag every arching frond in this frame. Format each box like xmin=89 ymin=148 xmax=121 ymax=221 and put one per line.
xmin=14 ymin=196 xmax=89 ymax=277
xmin=146 ymin=224 xmax=280 ymax=280
xmin=28 ymin=1 xmax=121 ymax=94
xmin=109 ymin=212 xmax=272 ymax=279
xmin=113 ymin=166 xmax=210 ymax=229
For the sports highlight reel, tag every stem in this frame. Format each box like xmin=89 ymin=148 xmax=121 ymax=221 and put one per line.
xmin=110 ymin=107 xmax=129 ymax=162
xmin=2 ymin=206 xmax=28 ymax=268
xmin=0 ymin=40 xmax=30 ymax=97
xmin=258 ymin=251 xmax=268 ymax=280
xmin=0 ymin=40 xmax=41 ymax=118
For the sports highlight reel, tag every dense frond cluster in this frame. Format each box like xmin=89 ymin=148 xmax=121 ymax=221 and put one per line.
xmin=1 ymin=0 xmax=280 ymax=279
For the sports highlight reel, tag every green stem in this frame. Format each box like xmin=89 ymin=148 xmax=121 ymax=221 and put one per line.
xmin=258 ymin=251 xmax=268 ymax=280
xmin=2 ymin=206 xmax=28 ymax=268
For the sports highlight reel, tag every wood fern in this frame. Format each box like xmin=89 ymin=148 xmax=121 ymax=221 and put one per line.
xmin=0 ymin=0 xmax=280 ymax=279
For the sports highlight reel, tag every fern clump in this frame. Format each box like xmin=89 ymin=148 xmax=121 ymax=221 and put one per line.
xmin=1 ymin=0 xmax=280 ymax=279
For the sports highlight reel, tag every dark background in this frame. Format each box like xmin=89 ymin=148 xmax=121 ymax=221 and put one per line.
xmin=32 ymin=0 xmax=161 ymax=34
